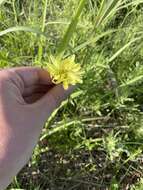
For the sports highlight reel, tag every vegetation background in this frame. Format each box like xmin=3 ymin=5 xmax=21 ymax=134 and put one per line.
xmin=0 ymin=0 xmax=143 ymax=189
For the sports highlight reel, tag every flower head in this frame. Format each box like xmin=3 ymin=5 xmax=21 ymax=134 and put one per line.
xmin=47 ymin=55 xmax=83 ymax=90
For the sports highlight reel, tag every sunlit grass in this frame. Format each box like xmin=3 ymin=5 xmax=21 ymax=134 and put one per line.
xmin=0 ymin=0 xmax=143 ymax=189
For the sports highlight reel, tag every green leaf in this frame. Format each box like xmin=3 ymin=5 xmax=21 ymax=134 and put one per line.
xmin=0 ymin=26 xmax=45 ymax=37
xmin=118 ymin=0 xmax=143 ymax=10
xmin=0 ymin=0 xmax=6 ymax=6
xmin=57 ymin=0 xmax=87 ymax=58
xmin=95 ymin=0 xmax=122 ymax=27
xmin=120 ymin=75 xmax=143 ymax=88
xmin=108 ymin=36 xmax=143 ymax=63
xmin=69 ymin=29 xmax=117 ymax=55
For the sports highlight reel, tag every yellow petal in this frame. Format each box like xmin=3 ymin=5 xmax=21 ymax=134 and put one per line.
xmin=70 ymin=54 xmax=75 ymax=62
xmin=63 ymin=81 xmax=69 ymax=90
xmin=47 ymin=55 xmax=83 ymax=89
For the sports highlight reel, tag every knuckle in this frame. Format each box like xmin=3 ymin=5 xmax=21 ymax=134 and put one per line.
xmin=0 ymin=73 xmax=9 ymax=89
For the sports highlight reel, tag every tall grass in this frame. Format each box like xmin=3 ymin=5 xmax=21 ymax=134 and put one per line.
xmin=0 ymin=0 xmax=143 ymax=189
xmin=57 ymin=0 xmax=87 ymax=57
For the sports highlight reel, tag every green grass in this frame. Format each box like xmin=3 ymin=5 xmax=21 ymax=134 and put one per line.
xmin=0 ymin=0 xmax=143 ymax=189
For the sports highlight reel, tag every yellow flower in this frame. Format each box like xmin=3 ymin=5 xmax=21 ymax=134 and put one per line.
xmin=47 ymin=55 xmax=83 ymax=90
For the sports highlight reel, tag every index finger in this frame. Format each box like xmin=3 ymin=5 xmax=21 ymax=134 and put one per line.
xmin=9 ymin=67 xmax=53 ymax=87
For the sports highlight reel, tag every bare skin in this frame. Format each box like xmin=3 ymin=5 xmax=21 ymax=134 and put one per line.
xmin=0 ymin=67 xmax=74 ymax=190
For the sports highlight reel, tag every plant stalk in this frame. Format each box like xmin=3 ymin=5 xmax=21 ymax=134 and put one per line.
xmin=56 ymin=0 xmax=87 ymax=59
xmin=37 ymin=0 xmax=48 ymax=64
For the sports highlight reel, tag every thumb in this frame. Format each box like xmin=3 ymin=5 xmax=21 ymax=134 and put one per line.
xmin=32 ymin=84 xmax=75 ymax=119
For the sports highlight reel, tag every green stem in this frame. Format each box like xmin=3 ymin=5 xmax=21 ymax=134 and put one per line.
xmin=41 ymin=0 xmax=48 ymax=32
xmin=37 ymin=0 xmax=48 ymax=64
xmin=12 ymin=0 xmax=18 ymax=24
xmin=56 ymin=0 xmax=87 ymax=58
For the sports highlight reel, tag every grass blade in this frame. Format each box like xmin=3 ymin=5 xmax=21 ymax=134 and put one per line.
xmin=95 ymin=0 xmax=122 ymax=27
xmin=120 ymin=75 xmax=143 ymax=88
xmin=65 ymin=29 xmax=117 ymax=57
xmin=118 ymin=0 xmax=143 ymax=10
xmin=57 ymin=0 xmax=87 ymax=58
xmin=0 ymin=26 xmax=45 ymax=37
xmin=37 ymin=0 xmax=48 ymax=64
xmin=108 ymin=36 xmax=143 ymax=63
xmin=0 ymin=0 xmax=6 ymax=5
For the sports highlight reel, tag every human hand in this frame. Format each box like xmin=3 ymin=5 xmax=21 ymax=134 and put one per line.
xmin=0 ymin=67 xmax=74 ymax=189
